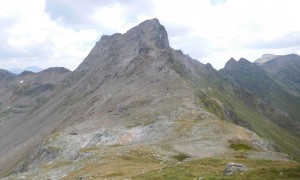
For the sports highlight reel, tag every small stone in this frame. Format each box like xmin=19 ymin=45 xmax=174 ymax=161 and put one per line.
xmin=224 ymin=162 xmax=247 ymax=176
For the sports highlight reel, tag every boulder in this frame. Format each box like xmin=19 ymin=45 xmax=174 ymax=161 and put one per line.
xmin=224 ymin=162 xmax=247 ymax=176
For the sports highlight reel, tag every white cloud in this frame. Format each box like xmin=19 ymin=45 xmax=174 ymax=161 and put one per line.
xmin=149 ymin=0 xmax=300 ymax=69
xmin=0 ymin=0 xmax=300 ymax=71
xmin=0 ymin=0 xmax=99 ymax=70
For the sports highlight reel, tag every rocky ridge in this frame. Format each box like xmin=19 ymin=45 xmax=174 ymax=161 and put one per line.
xmin=0 ymin=19 xmax=299 ymax=179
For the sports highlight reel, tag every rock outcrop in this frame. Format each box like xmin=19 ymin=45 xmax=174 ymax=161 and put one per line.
xmin=224 ymin=162 xmax=247 ymax=176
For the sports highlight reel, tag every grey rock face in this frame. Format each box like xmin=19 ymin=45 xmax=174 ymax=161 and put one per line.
xmin=128 ymin=18 xmax=169 ymax=49
xmin=75 ymin=18 xmax=169 ymax=74
xmin=224 ymin=162 xmax=247 ymax=176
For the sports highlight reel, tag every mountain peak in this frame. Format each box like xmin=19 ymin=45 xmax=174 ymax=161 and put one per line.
xmin=262 ymin=53 xmax=275 ymax=57
xmin=76 ymin=18 xmax=169 ymax=73
xmin=97 ymin=18 xmax=169 ymax=50
xmin=0 ymin=69 xmax=16 ymax=82
xmin=223 ymin=57 xmax=253 ymax=71
xmin=229 ymin=57 xmax=236 ymax=61
xmin=255 ymin=54 xmax=279 ymax=64
xmin=238 ymin=58 xmax=251 ymax=64
xmin=223 ymin=57 xmax=237 ymax=69
xmin=39 ymin=67 xmax=70 ymax=74
xmin=125 ymin=18 xmax=169 ymax=49
xmin=18 ymin=70 xmax=35 ymax=77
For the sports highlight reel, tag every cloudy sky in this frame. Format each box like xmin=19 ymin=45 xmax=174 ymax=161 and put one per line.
xmin=1 ymin=0 xmax=300 ymax=71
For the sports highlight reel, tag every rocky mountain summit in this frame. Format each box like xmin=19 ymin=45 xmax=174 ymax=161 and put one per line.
xmin=255 ymin=54 xmax=280 ymax=64
xmin=1 ymin=19 xmax=299 ymax=179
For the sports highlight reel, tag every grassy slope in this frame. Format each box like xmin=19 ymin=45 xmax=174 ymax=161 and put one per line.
xmin=135 ymin=158 xmax=300 ymax=180
xmin=270 ymin=87 xmax=300 ymax=123
xmin=167 ymin=51 xmax=300 ymax=161
xmin=220 ymin=61 xmax=300 ymax=124
xmin=202 ymin=86 xmax=300 ymax=161
xmin=61 ymin=146 xmax=300 ymax=179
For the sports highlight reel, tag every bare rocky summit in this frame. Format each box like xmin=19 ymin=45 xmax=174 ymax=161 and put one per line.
xmin=255 ymin=54 xmax=280 ymax=64
xmin=0 ymin=19 xmax=299 ymax=179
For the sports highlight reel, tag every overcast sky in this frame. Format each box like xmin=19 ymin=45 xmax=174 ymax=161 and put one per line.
xmin=1 ymin=0 xmax=300 ymax=71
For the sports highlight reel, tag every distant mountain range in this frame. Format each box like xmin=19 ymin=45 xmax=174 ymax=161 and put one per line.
xmin=0 ymin=19 xmax=299 ymax=179
xmin=8 ymin=66 xmax=43 ymax=74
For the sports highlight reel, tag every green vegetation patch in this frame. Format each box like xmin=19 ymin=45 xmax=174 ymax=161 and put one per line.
xmin=64 ymin=147 xmax=164 ymax=179
xmin=172 ymin=153 xmax=191 ymax=162
xmin=41 ymin=160 xmax=72 ymax=171
xmin=134 ymin=158 xmax=300 ymax=180
xmin=126 ymin=122 xmax=140 ymax=128
xmin=46 ymin=145 xmax=61 ymax=152
xmin=79 ymin=146 xmax=98 ymax=153
xmin=126 ymin=119 xmax=156 ymax=128
xmin=197 ymin=93 xmax=226 ymax=119
xmin=103 ymin=172 xmax=125 ymax=178
xmin=118 ymin=149 xmax=161 ymax=164
xmin=230 ymin=143 xmax=253 ymax=151
xmin=228 ymin=139 xmax=254 ymax=151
